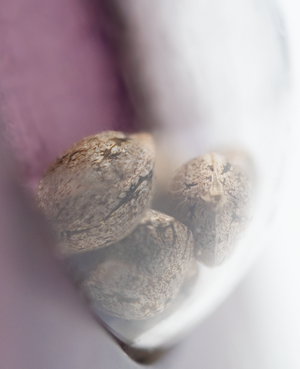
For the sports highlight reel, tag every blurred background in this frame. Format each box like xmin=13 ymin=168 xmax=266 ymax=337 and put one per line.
xmin=164 ymin=2 xmax=300 ymax=367
xmin=0 ymin=0 xmax=300 ymax=368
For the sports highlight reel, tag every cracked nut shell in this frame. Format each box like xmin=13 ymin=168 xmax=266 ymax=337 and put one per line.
xmin=168 ymin=152 xmax=250 ymax=267
xmin=80 ymin=209 xmax=195 ymax=320
xmin=36 ymin=131 xmax=155 ymax=254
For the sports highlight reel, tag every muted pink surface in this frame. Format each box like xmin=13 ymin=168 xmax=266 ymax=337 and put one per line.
xmin=0 ymin=1 xmax=139 ymax=368
xmin=0 ymin=0 xmax=133 ymax=186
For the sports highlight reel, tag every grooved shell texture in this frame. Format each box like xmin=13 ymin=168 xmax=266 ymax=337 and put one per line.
xmin=80 ymin=209 xmax=194 ymax=320
xmin=36 ymin=131 xmax=155 ymax=254
xmin=169 ymin=152 xmax=250 ymax=267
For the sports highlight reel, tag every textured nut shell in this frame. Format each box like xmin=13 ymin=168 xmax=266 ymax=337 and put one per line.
xmin=169 ymin=152 xmax=250 ymax=267
xmin=36 ymin=131 xmax=155 ymax=254
xmin=80 ymin=209 xmax=194 ymax=320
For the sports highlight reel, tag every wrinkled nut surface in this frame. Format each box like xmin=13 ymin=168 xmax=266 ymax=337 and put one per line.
xmin=80 ymin=209 xmax=194 ymax=320
xmin=36 ymin=131 xmax=155 ymax=254
xmin=168 ymin=152 xmax=250 ymax=267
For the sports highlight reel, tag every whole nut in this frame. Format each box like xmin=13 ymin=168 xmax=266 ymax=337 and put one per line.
xmin=79 ymin=209 xmax=195 ymax=320
xmin=36 ymin=131 xmax=155 ymax=254
xmin=168 ymin=152 xmax=250 ymax=267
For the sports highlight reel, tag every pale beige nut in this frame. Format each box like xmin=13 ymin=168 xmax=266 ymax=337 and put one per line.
xmin=168 ymin=152 xmax=250 ymax=267
xmin=79 ymin=209 xmax=195 ymax=320
xmin=36 ymin=131 xmax=155 ymax=254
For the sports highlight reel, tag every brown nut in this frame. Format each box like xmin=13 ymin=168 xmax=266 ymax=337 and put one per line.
xmin=79 ymin=209 xmax=195 ymax=320
xmin=36 ymin=131 xmax=155 ymax=254
xmin=168 ymin=152 xmax=250 ymax=267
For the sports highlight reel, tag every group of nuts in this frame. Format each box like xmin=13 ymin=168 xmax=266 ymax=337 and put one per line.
xmin=36 ymin=131 xmax=250 ymax=320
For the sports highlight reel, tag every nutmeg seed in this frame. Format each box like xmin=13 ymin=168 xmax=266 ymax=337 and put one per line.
xmin=79 ymin=209 xmax=194 ymax=320
xmin=168 ymin=152 xmax=250 ymax=267
xmin=36 ymin=131 xmax=155 ymax=254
